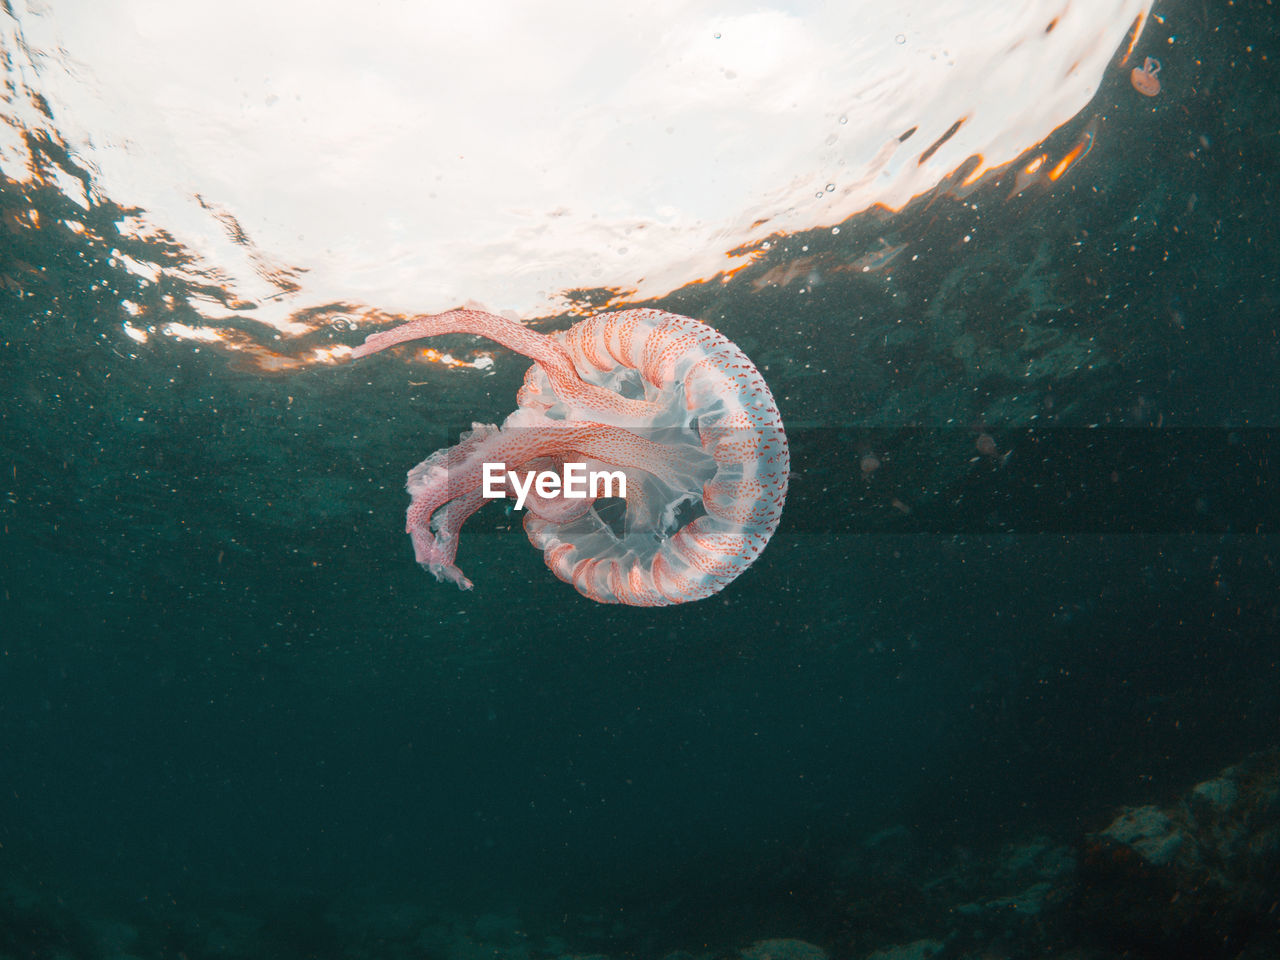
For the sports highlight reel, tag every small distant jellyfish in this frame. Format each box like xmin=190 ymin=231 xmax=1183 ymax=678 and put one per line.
xmin=976 ymin=433 xmax=998 ymax=458
xmin=1130 ymin=57 xmax=1161 ymax=97
xmin=860 ymin=453 xmax=881 ymax=478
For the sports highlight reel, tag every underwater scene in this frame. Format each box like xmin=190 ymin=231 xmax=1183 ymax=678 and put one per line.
xmin=2 ymin=1 xmax=1278 ymax=958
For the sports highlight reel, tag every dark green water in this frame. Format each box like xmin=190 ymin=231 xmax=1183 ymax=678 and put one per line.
xmin=2 ymin=4 xmax=1278 ymax=958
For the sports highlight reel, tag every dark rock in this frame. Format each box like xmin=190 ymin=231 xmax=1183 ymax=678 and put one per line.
xmin=1075 ymin=748 xmax=1280 ymax=958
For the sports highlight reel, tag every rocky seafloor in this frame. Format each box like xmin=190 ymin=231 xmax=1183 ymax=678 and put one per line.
xmin=3 ymin=749 xmax=1277 ymax=960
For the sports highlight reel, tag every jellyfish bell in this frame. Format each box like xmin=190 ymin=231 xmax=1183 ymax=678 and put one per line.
xmin=1130 ymin=57 xmax=1162 ymax=97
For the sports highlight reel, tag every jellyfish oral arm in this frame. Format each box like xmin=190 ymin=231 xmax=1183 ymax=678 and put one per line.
xmin=402 ymin=417 xmax=702 ymax=589
xmin=351 ymin=309 xmax=660 ymax=422
xmin=351 ymin=309 xmax=570 ymax=367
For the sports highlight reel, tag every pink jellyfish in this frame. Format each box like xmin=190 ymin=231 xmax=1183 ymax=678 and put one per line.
xmin=350 ymin=309 xmax=789 ymax=606
xmin=1130 ymin=57 xmax=1161 ymax=97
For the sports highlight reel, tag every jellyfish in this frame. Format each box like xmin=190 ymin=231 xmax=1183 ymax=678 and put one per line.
xmin=350 ymin=309 xmax=789 ymax=606
xmin=1130 ymin=57 xmax=1161 ymax=97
